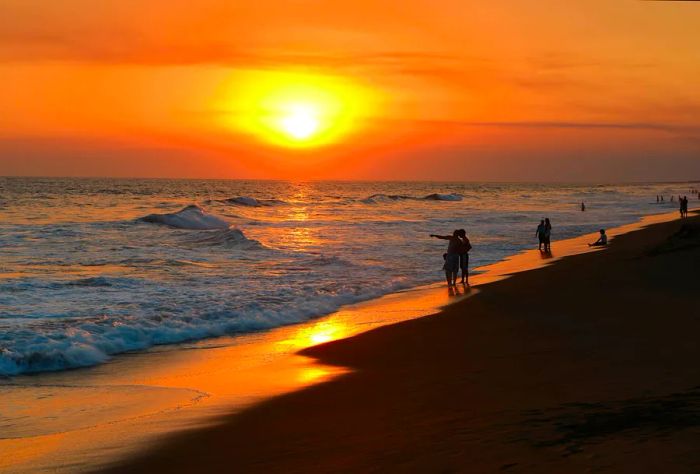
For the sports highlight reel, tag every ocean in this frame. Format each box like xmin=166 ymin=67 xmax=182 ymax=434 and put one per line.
xmin=0 ymin=177 xmax=694 ymax=376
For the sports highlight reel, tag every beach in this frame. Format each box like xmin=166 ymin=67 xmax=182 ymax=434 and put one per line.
xmin=95 ymin=212 xmax=700 ymax=473
xmin=3 ymin=1 xmax=699 ymax=470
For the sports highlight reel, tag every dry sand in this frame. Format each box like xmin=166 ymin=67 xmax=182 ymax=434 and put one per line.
xmin=103 ymin=214 xmax=700 ymax=473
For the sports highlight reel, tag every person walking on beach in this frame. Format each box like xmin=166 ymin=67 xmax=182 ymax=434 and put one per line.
xmin=430 ymin=230 xmax=462 ymax=287
xmin=589 ymin=229 xmax=608 ymax=247
xmin=536 ymin=219 xmax=546 ymax=251
xmin=543 ymin=218 xmax=552 ymax=252
xmin=457 ymin=229 xmax=472 ymax=286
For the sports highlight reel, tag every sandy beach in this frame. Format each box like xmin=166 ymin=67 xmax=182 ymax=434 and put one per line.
xmin=96 ymin=213 xmax=700 ymax=473
xmin=4 ymin=1 xmax=698 ymax=470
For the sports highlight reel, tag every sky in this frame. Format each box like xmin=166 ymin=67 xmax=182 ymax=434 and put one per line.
xmin=0 ymin=0 xmax=699 ymax=181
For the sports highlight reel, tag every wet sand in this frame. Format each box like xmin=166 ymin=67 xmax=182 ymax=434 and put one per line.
xmin=101 ymin=212 xmax=700 ymax=473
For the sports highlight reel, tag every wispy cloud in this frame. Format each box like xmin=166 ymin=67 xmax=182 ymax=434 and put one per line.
xmin=405 ymin=118 xmax=700 ymax=136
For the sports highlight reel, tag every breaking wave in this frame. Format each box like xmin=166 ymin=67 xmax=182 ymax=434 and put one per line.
xmin=139 ymin=205 xmax=231 ymax=230
xmin=0 ymin=279 xmax=406 ymax=375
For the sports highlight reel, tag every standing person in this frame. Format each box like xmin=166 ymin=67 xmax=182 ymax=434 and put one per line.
xmin=581 ymin=202 xmax=586 ymax=212
xmin=682 ymin=196 xmax=689 ymax=218
xmin=544 ymin=218 xmax=552 ymax=252
xmin=457 ymin=229 xmax=472 ymax=286
xmin=678 ymin=196 xmax=685 ymax=219
xmin=536 ymin=219 xmax=546 ymax=251
xmin=430 ymin=230 xmax=462 ymax=287
xmin=656 ymin=195 xmax=659 ymax=203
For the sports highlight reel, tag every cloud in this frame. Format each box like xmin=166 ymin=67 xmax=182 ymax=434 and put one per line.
xmin=395 ymin=118 xmax=700 ymax=144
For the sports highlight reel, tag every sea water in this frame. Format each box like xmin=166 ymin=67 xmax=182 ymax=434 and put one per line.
xmin=0 ymin=178 xmax=694 ymax=375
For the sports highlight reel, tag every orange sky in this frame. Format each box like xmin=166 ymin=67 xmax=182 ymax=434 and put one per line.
xmin=1 ymin=0 xmax=699 ymax=181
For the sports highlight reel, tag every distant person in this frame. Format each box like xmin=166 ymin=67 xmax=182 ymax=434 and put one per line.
xmin=588 ymin=229 xmax=608 ymax=247
xmin=536 ymin=219 xmax=546 ymax=251
xmin=671 ymin=195 xmax=674 ymax=203
xmin=544 ymin=218 xmax=552 ymax=252
xmin=656 ymin=195 xmax=659 ymax=203
xmin=581 ymin=202 xmax=586 ymax=212
xmin=661 ymin=196 xmax=664 ymax=202
xmin=681 ymin=196 xmax=688 ymax=218
xmin=680 ymin=196 xmax=685 ymax=218
xmin=457 ymin=229 xmax=472 ymax=286
xmin=430 ymin=230 xmax=462 ymax=287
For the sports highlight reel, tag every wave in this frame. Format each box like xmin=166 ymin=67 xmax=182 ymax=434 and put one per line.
xmin=361 ymin=193 xmax=463 ymax=204
xmin=213 ymin=196 xmax=288 ymax=207
xmin=187 ymin=228 xmax=263 ymax=249
xmin=139 ymin=205 xmax=231 ymax=230
xmin=423 ymin=193 xmax=463 ymax=201
xmin=0 ymin=279 xmax=407 ymax=376
xmin=361 ymin=194 xmax=413 ymax=204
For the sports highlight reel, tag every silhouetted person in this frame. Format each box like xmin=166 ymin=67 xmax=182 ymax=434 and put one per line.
xmin=430 ymin=230 xmax=461 ymax=286
xmin=544 ymin=218 xmax=552 ymax=252
xmin=536 ymin=219 xmax=546 ymax=251
xmin=656 ymin=195 xmax=659 ymax=203
xmin=680 ymin=196 xmax=685 ymax=218
xmin=457 ymin=228 xmax=472 ymax=286
xmin=581 ymin=202 xmax=586 ymax=212
xmin=681 ymin=196 xmax=688 ymax=218
xmin=589 ymin=229 xmax=608 ymax=247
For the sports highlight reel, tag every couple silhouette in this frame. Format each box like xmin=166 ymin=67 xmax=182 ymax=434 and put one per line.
xmin=430 ymin=229 xmax=471 ymax=287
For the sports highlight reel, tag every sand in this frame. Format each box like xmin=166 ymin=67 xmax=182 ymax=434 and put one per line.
xmin=99 ymin=213 xmax=700 ymax=473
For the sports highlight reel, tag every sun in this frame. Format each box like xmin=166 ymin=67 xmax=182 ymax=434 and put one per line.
xmin=219 ymin=71 xmax=376 ymax=148
xmin=279 ymin=104 xmax=320 ymax=141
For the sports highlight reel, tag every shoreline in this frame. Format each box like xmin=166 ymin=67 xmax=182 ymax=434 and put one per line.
xmin=0 ymin=208 xmax=693 ymax=473
xmin=102 ymin=209 xmax=700 ymax=473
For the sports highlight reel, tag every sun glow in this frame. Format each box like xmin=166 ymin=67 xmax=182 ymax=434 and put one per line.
xmin=220 ymin=71 xmax=375 ymax=148
xmin=280 ymin=104 xmax=320 ymax=140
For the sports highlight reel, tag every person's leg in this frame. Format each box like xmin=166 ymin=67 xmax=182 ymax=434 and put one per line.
xmin=461 ymin=256 xmax=469 ymax=285
xmin=445 ymin=270 xmax=452 ymax=286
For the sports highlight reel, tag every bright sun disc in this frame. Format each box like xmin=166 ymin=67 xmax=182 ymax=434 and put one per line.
xmin=280 ymin=105 xmax=320 ymax=140
xmin=220 ymin=71 xmax=375 ymax=148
